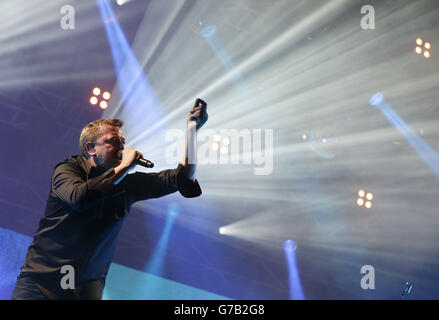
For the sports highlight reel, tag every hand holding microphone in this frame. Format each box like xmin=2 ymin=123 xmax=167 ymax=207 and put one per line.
xmin=106 ymin=148 xmax=153 ymax=187
xmin=117 ymin=148 xmax=154 ymax=169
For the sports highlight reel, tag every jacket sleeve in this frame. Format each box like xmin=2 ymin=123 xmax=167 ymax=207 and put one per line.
xmin=51 ymin=162 xmax=116 ymax=211
xmin=121 ymin=164 xmax=202 ymax=202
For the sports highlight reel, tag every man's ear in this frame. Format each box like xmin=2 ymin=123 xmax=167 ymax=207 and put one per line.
xmin=85 ymin=141 xmax=96 ymax=157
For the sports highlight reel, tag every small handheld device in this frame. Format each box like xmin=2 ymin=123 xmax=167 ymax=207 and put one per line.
xmin=194 ymin=98 xmax=207 ymax=109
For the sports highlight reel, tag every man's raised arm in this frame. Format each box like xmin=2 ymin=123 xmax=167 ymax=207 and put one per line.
xmin=180 ymin=98 xmax=208 ymax=181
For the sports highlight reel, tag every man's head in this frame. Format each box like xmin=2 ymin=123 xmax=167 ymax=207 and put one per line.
xmin=79 ymin=118 xmax=125 ymax=169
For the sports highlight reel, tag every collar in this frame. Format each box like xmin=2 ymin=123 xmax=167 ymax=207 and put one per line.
xmin=76 ymin=155 xmax=107 ymax=178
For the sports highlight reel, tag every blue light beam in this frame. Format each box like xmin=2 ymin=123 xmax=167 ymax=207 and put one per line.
xmin=371 ymin=94 xmax=439 ymax=178
xmin=97 ymin=0 xmax=166 ymax=144
xmin=283 ymin=240 xmax=305 ymax=300
xmin=200 ymin=25 xmax=271 ymax=125
xmin=144 ymin=202 xmax=179 ymax=276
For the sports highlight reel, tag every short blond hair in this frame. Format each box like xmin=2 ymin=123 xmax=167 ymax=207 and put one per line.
xmin=79 ymin=118 xmax=123 ymax=158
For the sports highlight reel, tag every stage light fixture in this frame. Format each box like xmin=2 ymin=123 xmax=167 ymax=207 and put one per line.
xmin=89 ymin=87 xmax=111 ymax=109
xmin=357 ymin=189 xmax=373 ymax=209
xmin=102 ymin=91 xmax=111 ymax=100
xmin=211 ymin=134 xmax=230 ymax=153
xmin=90 ymin=96 xmax=98 ymax=105
xmin=117 ymin=0 xmax=134 ymax=5
xmin=283 ymin=239 xmax=298 ymax=252
xmin=369 ymin=93 xmax=384 ymax=107
xmin=415 ymin=38 xmax=431 ymax=58
xmin=100 ymin=101 xmax=108 ymax=109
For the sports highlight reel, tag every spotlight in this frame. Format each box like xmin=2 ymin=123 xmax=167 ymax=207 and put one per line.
xmin=401 ymin=282 xmax=413 ymax=297
xmin=93 ymin=87 xmax=101 ymax=96
xmin=415 ymin=38 xmax=431 ymax=58
xmin=90 ymin=96 xmax=98 ymax=105
xmin=211 ymin=134 xmax=230 ymax=153
xmin=102 ymin=91 xmax=111 ymax=100
xmin=90 ymin=87 xmax=111 ymax=109
xmin=117 ymin=0 xmax=134 ymax=5
xmin=283 ymin=240 xmax=297 ymax=252
xmin=283 ymin=239 xmax=304 ymax=300
xmin=370 ymin=93 xmax=384 ymax=107
xmin=219 ymin=227 xmax=226 ymax=235
xmin=100 ymin=101 xmax=108 ymax=109
xmin=357 ymin=189 xmax=373 ymax=209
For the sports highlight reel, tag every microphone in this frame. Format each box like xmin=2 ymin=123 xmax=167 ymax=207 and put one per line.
xmin=117 ymin=150 xmax=154 ymax=168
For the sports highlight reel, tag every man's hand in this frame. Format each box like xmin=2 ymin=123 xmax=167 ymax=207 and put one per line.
xmin=188 ymin=98 xmax=208 ymax=131
xmin=118 ymin=147 xmax=143 ymax=171
xmin=97 ymin=148 xmax=143 ymax=190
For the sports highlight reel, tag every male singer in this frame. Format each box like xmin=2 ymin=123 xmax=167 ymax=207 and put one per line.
xmin=11 ymin=100 xmax=207 ymax=299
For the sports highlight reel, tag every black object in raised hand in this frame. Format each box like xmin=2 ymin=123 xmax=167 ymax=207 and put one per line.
xmin=188 ymin=98 xmax=208 ymax=130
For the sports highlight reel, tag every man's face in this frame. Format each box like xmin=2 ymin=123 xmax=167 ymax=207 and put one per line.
xmin=91 ymin=125 xmax=126 ymax=169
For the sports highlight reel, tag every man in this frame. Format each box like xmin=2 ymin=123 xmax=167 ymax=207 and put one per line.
xmin=11 ymin=100 xmax=208 ymax=300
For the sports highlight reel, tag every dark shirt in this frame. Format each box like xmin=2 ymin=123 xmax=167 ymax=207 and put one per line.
xmin=18 ymin=155 xmax=201 ymax=299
